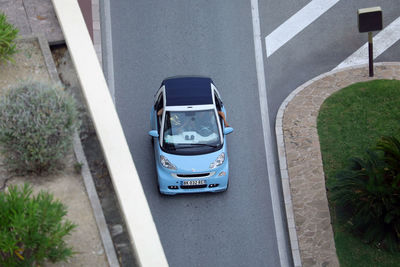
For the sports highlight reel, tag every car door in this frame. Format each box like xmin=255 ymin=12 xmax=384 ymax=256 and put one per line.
xmin=152 ymin=88 xmax=164 ymax=131
xmin=212 ymin=86 xmax=226 ymax=127
xmin=152 ymin=88 xmax=165 ymax=161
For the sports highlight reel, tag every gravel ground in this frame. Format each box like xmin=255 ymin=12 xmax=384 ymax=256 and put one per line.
xmin=0 ymin=39 xmax=50 ymax=92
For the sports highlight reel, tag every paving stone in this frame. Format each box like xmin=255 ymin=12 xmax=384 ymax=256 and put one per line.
xmin=0 ymin=0 xmax=31 ymax=35
xmin=23 ymin=0 xmax=64 ymax=44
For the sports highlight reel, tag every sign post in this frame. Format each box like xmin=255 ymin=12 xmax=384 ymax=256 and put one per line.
xmin=368 ymin=32 xmax=373 ymax=76
xmin=357 ymin=7 xmax=383 ymax=77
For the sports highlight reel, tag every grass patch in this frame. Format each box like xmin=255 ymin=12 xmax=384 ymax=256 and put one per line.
xmin=335 ymin=227 xmax=400 ymax=267
xmin=317 ymin=79 xmax=400 ymax=266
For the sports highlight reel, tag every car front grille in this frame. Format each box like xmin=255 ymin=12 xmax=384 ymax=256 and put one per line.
xmin=180 ymin=184 xmax=208 ymax=189
xmin=176 ymin=173 xmax=210 ymax=178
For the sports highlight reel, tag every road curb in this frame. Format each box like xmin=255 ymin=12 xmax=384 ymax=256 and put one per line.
xmin=73 ymin=133 xmax=120 ymax=267
xmin=275 ymin=62 xmax=400 ymax=267
xmin=35 ymin=34 xmax=120 ymax=267
xmin=91 ymin=0 xmax=102 ymax=64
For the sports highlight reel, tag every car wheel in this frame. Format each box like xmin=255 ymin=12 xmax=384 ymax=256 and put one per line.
xmin=199 ymin=126 xmax=213 ymax=136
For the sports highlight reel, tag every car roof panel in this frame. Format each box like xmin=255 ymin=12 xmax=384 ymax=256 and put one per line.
xmin=162 ymin=77 xmax=213 ymax=106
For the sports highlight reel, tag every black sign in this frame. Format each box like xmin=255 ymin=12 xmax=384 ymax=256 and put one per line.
xmin=358 ymin=7 xmax=383 ymax=33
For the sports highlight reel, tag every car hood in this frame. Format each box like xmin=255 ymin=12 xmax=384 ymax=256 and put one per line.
xmin=160 ymin=148 xmax=225 ymax=173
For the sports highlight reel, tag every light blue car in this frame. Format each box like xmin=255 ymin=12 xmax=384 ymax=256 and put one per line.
xmin=149 ymin=76 xmax=233 ymax=195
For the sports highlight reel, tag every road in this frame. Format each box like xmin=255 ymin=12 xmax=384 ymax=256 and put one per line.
xmin=106 ymin=0 xmax=400 ymax=266
xmin=109 ymin=1 xmax=284 ymax=266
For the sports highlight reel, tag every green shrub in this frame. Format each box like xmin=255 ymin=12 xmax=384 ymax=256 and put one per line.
xmin=0 ymin=12 xmax=19 ymax=63
xmin=0 ymin=82 xmax=79 ymax=174
xmin=331 ymin=136 xmax=400 ymax=251
xmin=0 ymin=184 xmax=76 ymax=266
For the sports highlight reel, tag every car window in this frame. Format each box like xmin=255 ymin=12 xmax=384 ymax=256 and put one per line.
xmin=162 ymin=110 xmax=221 ymax=154
xmin=214 ymin=93 xmax=222 ymax=111
xmin=155 ymin=93 xmax=163 ymax=111
xmin=155 ymin=93 xmax=164 ymax=131
xmin=214 ymin=93 xmax=224 ymax=127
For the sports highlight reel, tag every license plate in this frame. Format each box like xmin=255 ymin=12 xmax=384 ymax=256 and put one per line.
xmin=182 ymin=180 xmax=206 ymax=186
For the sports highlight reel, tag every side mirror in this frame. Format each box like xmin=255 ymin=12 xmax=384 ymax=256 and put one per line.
xmin=148 ymin=130 xmax=159 ymax=137
xmin=223 ymin=127 xmax=233 ymax=135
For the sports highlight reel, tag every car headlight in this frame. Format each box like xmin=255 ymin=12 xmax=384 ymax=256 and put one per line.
xmin=160 ymin=155 xmax=177 ymax=170
xmin=209 ymin=153 xmax=225 ymax=169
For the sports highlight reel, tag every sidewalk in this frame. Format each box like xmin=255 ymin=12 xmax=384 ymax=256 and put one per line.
xmin=0 ymin=0 xmax=63 ymax=43
xmin=276 ymin=63 xmax=400 ymax=266
xmin=0 ymin=0 xmax=102 ymax=61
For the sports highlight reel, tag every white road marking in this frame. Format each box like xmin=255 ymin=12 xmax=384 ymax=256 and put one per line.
xmin=265 ymin=0 xmax=340 ymax=58
xmin=335 ymin=16 xmax=400 ymax=69
xmin=101 ymin=0 xmax=116 ymax=103
xmin=251 ymin=0 xmax=291 ymax=266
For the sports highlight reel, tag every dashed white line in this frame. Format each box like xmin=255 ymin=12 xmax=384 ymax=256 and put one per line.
xmin=265 ymin=0 xmax=340 ymax=58
xmin=335 ymin=16 xmax=400 ymax=69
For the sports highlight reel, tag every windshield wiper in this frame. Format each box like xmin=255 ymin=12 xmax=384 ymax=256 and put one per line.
xmin=176 ymin=143 xmax=218 ymax=149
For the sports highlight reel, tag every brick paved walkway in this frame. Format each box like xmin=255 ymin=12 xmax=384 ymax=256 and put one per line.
xmin=276 ymin=63 xmax=400 ymax=267
xmin=0 ymin=0 xmax=63 ymax=43
xmin=0 ymin=0 xmax=101 ymax=62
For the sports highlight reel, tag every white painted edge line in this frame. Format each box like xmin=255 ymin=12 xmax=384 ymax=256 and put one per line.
xmin=275 ymin=62 xmax=400 ymax=267
xmin=51 ymin=1 xmax=169 ymax=266
xmin=265 ymin=0 xmax=340 ymax=58
xmin=335 ymin=16 xmax=400 ymax=69
xmin=250 ymin=1 xmax=290 ymax=266
xmin=99 ymin=0 xmax=115 ymax=103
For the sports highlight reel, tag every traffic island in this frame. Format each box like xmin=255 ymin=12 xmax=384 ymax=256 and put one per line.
xmin=276 ymin=63 xmax=400 ymax=267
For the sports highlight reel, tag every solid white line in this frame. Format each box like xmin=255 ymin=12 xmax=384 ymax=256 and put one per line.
xmin=335 ymin=16 xmax=400 ymax=69
xmin=265 ymin=0 xmax=340 ymax=58
xmin=251 ymin=0 xmax=290 ymax=266
xmin=100 ymin=0 xmax=116 ymax=103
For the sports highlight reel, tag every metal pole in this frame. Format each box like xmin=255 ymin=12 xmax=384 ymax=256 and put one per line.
xmin=368 ymin=32 xmax=373 ymax=77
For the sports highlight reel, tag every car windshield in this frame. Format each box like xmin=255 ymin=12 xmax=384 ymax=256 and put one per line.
xmin=162 ymin=109 xmax=221 ymax=154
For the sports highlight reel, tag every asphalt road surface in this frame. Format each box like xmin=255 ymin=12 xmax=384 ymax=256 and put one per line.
xmin=110 ymin=1 xmax=284 ymax=266
xmin=106 ymin=0 xmax=400 ymax=266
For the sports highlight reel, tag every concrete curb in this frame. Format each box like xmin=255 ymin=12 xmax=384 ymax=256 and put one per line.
xmin=73 ymin=133 xmax=120 ymax=267
xmin=35 ymin=34 xmax=120 ymax=267
xmin=91 ymin=0 xmax=102 ymax=64
xmin=98 ymin=0 xmax=115 ymax=102
xmin=275 ymin=62 xmax=400 ymax=267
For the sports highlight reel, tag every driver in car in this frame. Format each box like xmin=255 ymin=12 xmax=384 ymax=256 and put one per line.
xmin=157 ymin=108 xmax=230 ymax=127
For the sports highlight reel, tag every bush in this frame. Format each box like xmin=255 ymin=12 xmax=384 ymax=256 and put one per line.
xmin=0 ymin=82 xmax=79 ymax=174
xmin=0 ymin=12 xmax=19 ymax=63
xmin=331 ymin=136 xmax=400 ymax=251
xmin=0 ymin=184 xmax=76 ymax=266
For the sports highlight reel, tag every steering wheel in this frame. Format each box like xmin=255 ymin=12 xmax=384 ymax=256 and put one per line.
xmin=199 ymin=126 xmax=213 ymax=136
